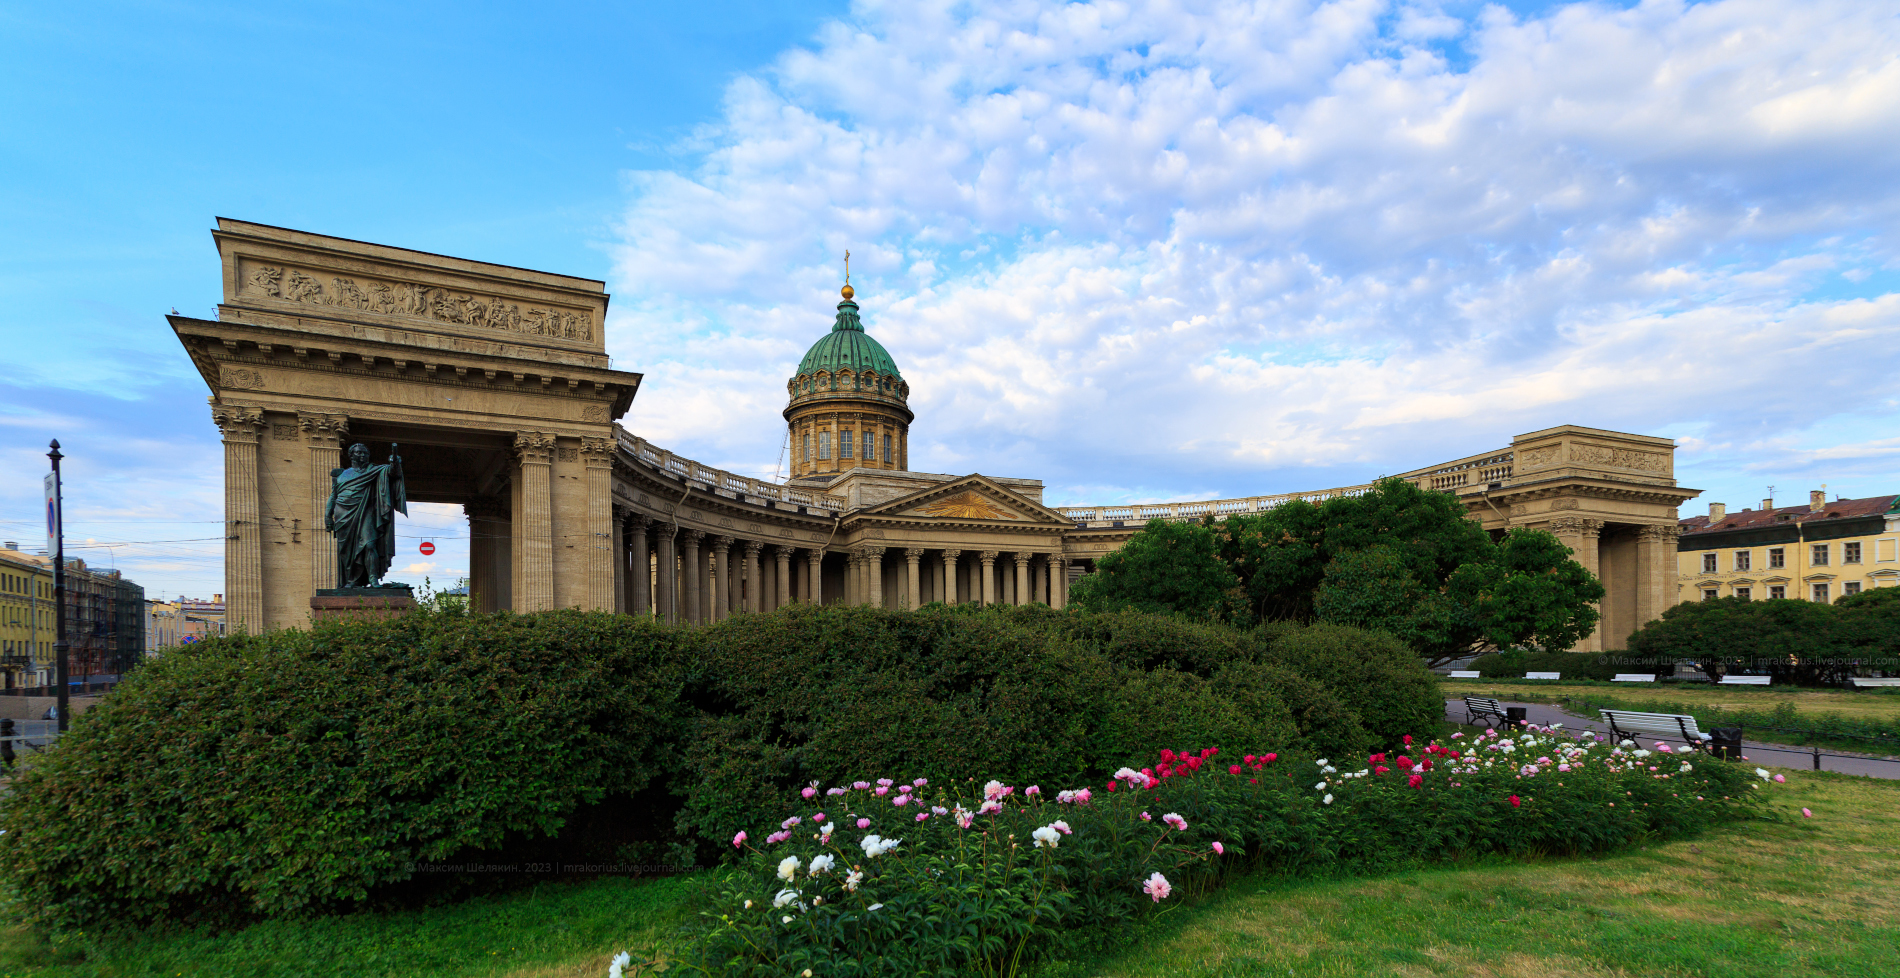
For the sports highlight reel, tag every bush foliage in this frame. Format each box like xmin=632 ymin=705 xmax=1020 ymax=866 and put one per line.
xmin=1626 ymin=590 xmax=1900 ymax=685
xmin=0 ymin=611 xmax=688 ymax=930
xmin=0 ymin=605 xmax=1441 ymax=933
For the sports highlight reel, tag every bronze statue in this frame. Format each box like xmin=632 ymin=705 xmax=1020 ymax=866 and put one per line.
xmin=326 ymin=443 xmax=408 ymax=588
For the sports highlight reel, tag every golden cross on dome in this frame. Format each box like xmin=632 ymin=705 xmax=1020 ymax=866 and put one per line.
xmin=841 ymin=249 xmax=855 ymax=299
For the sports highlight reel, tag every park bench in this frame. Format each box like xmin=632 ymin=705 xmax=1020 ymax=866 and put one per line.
xmin=1719 ymin=675 xmax=1771 ymax=686
xmin=1599 ymin=709 xmax=1724 ymax=753
xmin=1462 ymin=696 xmax=1512 ymax=727
xmin=1525 ymin=671 xmax=1561 ymax=680
xmin=1448 ymin=670 xmax=1481 ymax=679
xmin=1612 ymin=674 xmax=1656 ymax=682
xmin=1850 ymin=677 xmax=1900 ymax=688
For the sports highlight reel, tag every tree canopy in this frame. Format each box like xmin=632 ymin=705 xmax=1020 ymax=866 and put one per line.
xmin=1075 ymin=477 xmax=1604 ymax=665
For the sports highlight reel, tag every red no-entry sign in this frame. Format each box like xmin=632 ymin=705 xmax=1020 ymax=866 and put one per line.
xmin=419 ymin=541 xmax=436 ymax=556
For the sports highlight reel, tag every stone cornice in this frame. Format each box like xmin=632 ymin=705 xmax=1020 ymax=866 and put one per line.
xmin=171 ymin=315 xmax=639 ymax=418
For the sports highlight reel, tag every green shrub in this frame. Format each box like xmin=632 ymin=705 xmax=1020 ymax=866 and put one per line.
xmin=0 ymin=610 xmax=688 ymax=931
xmin=1211 ymin=661 xmax=1374 ymax=759
xmin=673 ymin=604 xmax=1299 ymax=852
xmin=1260 ymin=623 xmax=1443 ymax=748
xmin=1468 ymin=649 xmax=1621 ymax=681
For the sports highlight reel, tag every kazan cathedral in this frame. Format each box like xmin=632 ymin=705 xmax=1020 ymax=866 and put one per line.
xmin=177 ymin=220 xmax=1693 ymax=654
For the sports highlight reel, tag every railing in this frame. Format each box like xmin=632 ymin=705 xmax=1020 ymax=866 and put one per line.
xmin=616 ymin=427 xmax=1514 ymax=525
xmin=617 ymin=431 xmax=850 ymax=513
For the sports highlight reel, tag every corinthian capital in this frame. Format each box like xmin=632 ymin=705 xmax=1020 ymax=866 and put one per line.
xmin=513 ymin=430 xmax=556 ymax=463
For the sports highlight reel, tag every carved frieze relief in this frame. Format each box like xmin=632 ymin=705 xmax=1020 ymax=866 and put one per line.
xmin=241 ymin=260 xmax=595 ymax=342
xmin=221 ymin=365 xmax=265 ymax=390
xmin=1570 ymin=443 xmax=1667 ymax=473
xmin=1518 ymin=446 xmax=1561 ymax=469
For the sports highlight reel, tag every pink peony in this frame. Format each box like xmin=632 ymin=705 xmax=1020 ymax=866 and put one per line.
xmin=813 ymin=813 xmax=825 ymax=822
xmin=894 ymin=795 xmax=910 ymax=807
xmin=1212 ymin=841 xmax=1225 ymax=855
xmin=1508 ymin=795 xmax=1521 ymax=808
xmin=916 ymin=812 xmax=930 ymax=822
xmin=1408 ymin=774 xmax=1423 ymax=789
xmin=856 ymin=818 xmax=871 ymax=829
xmin=1074 ymin=788 xmax=1092 ymax=805
xmin=1026 ymin=785 xmax=1041 ymax=796
xmin=1229 ymin=764 xmax=1243 ymax=776
xmin=1774 ymin=774 xmax=1786 ymax=783
xmin=1403 ymin=734 xmax=1413 ymax=745
xmin=733 ymin=831 xmax=748 ymax=848
xmin=1162 ymin=812 xmax=1188 ymax=831
xmin=801 ymin=787 xmax=817 ymax=799
xmin=1802 ymin=808 xmax=1813 ymax=818
xmin=875 ymin=786 xmax=890 ymax=797
xmin=1142 ymin=872 xmax=1172 ymax=902
xmin=1140 ymin=811 xmax=1152 ymax=821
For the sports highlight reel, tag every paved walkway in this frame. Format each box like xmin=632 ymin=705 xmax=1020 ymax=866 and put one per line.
xmin=1444 ymin=698 xmax=1900 ymax=780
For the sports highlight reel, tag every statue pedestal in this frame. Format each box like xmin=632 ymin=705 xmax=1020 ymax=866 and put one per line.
xmin=311 ymin=586 xmax=416 ymax=623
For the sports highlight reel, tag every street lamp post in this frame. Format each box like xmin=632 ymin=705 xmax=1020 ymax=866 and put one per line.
xmin=47 ymin=440 xmax=68 ymax=734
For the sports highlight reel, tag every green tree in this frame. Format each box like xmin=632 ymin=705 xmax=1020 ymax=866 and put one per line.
xmin=1626 ymin=595 xmax=1845 ymax=685
xmin=1311 ymin=529 xmax=1603 ymax=667
xmin=1220 ymin=478 xmax=1493 ymax=623
xmin=1069 ymin=518 xmax=1239 ymax=619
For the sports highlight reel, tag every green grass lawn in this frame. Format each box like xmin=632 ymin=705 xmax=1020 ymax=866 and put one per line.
xmin=1037 ymin=769 xmax=1900 ymax=978
xmin=5 ymin=771 xmax=1892 ymax=978
xmin=0 ymin=873 xmax=698 ymax=978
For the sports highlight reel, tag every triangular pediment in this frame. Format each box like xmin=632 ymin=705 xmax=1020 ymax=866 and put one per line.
xmin=863 ymin=475 xmax=1073 ymax=525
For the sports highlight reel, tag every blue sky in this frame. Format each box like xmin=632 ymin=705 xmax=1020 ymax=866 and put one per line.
xmin=4 ymin=0 xmax=1899 ymax=601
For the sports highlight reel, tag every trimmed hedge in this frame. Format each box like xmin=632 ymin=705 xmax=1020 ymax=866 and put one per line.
xmin=0 ymin=611 xmax=688 ymax=930
xmin=1258 ymin=623 xmax=1444 ymax=747
xmin=1467 ymin=649 xmax=1621 ymax=681
xmin=0 ymin=605 xmax=1442 ymax=932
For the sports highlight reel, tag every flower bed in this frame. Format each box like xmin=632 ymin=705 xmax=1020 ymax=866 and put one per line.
xmin=665 ymin=726 xmax=1772 ymax=977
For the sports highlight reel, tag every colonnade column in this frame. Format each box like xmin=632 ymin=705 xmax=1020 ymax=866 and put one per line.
xmin=681 ymin=530 xmax=703 ymax=625
xmin=865 ymin=547 xmax=886 ymax=608
xmin=213 ymin=405 xmax=265 ymax=632
xmin=1050 ymin=555 xmax=1067 ymax=610
xmin=299 ymin=412 xmax=348 ymax=593
xmin=1013 ymin=552 xmax=1031 ymax=607
xmin=610 ymin=505 xmax=628 ymax=614
xmin=942 ymin=550 xmax=961 ymax=604
xmin=1033 ymin=557 xmax=1048 ymax=606
xmin=743 ymin=541 xmax=764 ymax=613
xmin=776 ymin=546 xmax=794 ymax=608
xmin=1549 ymin=518 xmax=1604 ymax=652
xmin=1635 ymin=524 xmax=1677 ymax=635
xmin=655 ymin=525 xmax=678 ymax=623
xmin=712 ymin=536 xmax=733 ymax=620
xmin=628 ymin=515 xmax=651 ymax=616
xmin=511 ymin=432 xmax=556 ymax=613
xmin=806 ymin=549 xmax=823 ymax=604
xmin=581 ymin=437 xmax=617 ymax=611
xmin=905 ymin=549 xmax=924 ymax=609
xmin=979 ymin=551 xmax=998 ymax=606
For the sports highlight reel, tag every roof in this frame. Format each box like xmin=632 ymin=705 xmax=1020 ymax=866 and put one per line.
xmin=1679 ymin=494 xmax=1898 ymax=537
xmin=795 ymin=298 xmax=902 ymax=380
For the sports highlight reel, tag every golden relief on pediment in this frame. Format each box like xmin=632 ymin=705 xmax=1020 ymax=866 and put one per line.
xmin=913 ymin=490 xmax=1020 ymax=521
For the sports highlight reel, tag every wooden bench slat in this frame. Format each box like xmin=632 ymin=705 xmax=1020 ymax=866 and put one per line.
xmin=1524 ymin=671 xmax=1561 ymax=680
xmin=1612 ymin=674 xmax=1654 ymax=682
xmin=1719 ymin=675 xmax=1772 ymax=685
xmin=1448 ymin=670 xmax=1481 ymax=679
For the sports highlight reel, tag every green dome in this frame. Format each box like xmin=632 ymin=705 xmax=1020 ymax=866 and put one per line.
xmin=795 ymin=299 xmax=902 ymax=379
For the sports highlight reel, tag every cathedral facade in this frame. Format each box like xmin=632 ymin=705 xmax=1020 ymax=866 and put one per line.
xmin=173 ymin=221 xmax=1698 ymax=652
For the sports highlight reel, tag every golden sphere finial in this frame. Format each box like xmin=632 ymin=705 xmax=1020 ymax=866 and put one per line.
xmin=841 ymin=284 xmax=855 ymax=299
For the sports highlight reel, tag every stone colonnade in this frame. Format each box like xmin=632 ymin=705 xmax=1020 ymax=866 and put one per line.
xmin=614 ymin=515 xmax=1070 ymax=621
xmin=1546 ymin=517 xmax=1681 ymax=653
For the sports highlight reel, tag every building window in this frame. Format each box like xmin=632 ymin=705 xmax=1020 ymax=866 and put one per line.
xmin=884 ymin=433 xmax=893 ymax=466
xmin=1812 ymin=583 xmax=1830 ymax=603
xmin=1735 ymin=587 xmax=1751 ymax=600
xmin=1702 ymin=589 xmax=1718 ymax=601
xmin=1701 ymin=553 xmax=1717 ymax=573
xmin=1811 ymin=544 xmax=1829 ymax=566
xmin=818 ymin=431 xmax=831 ymax=460
xmin=1734 ymin=550 xmax=1751 ymax=571
xmin=1845 ymin=581 xmax=1863 ymax=596
xmin=1769 ymin=585 xmax=1786 ymax=599
xmin=1844 ymin=541 xmax=1862 ymax=563
xmin=840 ymin=430 xmax=854 ymax=459
xmin=1768 ymin=547 xmax=1785 ymax=569
xmin=803 ymin=433 xmax=811 ymax=462
xmin=864 ymin=430 xmax=875 ymax=461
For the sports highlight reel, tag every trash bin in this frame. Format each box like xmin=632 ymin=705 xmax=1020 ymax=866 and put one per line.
xmin=1707 ymin=728 xmax=1743 ymax=760
xmin=1506 ymin=706 xmax=1528 ymax=727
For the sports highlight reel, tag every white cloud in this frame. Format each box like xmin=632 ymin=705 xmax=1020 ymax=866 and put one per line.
xmin=607 ymin=0 xmax=1900 ymax=507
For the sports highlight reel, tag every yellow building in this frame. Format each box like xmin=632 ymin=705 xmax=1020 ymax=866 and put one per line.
xmin=1676 ymin=491 xmax=1900 ymax=604
xmin=0 ymin=544 xmax=57 ymax=689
